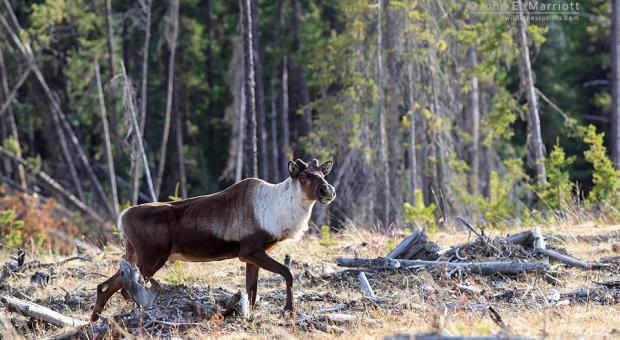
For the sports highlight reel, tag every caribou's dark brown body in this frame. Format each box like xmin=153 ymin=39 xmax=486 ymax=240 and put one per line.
xmin=91 ymin=159 xmax=335 ymax=321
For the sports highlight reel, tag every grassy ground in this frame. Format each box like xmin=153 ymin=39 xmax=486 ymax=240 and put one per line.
xmin=1 ymin=221 xmax=619 ymax=339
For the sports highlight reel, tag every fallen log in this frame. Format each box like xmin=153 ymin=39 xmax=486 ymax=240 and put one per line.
xmin=336 ymin=258 xmax=548 ymax=275
xmin=387 ymin=229 xmax=439 ymax=260
xmin=535 ymin=248 xmax=591 ymax=269
xmin=385 ymin=334 xmax=535 ymax=340
xmin=1 ymin=295 xmax=86 ymax=327
xmin=500 ymin=231 xmax=534 ymax=248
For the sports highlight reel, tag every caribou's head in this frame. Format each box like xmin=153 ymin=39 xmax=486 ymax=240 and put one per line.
xmin=288 ymin=159 xmax=336 ymax=204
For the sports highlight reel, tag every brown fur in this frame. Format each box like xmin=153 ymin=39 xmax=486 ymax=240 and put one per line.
xmin=91 ymin=159 xmax=335 ymax=321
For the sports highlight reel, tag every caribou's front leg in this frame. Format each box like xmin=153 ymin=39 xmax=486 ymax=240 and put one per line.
xmin=242 ymin=250 xmax=294 ymax=312
xmin=245 ymin=263 xmax=260 ymax=306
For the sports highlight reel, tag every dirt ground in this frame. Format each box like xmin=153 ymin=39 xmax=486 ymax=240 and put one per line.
xmin=1 ymin=221 xmax=619 ymax=339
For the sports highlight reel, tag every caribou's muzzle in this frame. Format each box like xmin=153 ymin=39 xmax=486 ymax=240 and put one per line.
xmin=318 ymin=184 xmax=336 ymax=204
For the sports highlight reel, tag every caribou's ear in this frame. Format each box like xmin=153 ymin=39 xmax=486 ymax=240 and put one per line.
xmin=288 ymin=160 xmax=300 ymax=178
xmin=320 ymin=160 xmax=333 ymax=176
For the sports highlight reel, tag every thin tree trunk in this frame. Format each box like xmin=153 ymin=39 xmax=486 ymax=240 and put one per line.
xmin=104 ymin=0 xmax=117 ymax=149
xmin=251 ymin=0 xmax=268 ymax=179
xmin=95 ymin=58 xmax=119 ymax=215
xmin=386 ymin=2 xmax=402 ymax=223
xmin=406 ymin=46 xmax=417 ymax=204
xmin=154 ymin=0 xmax=179 ymax=199
xmin=280 ymin=56 xmax=290 ymax=178
xmin=291 ymin=0 xmax=311 ymax=140
xmin=468 ymin=45 xmax=480 ymax=196
xmin=0 ymin=45 xmax=26 ymax=188
xmin=515 ymin=0 xmax=547 ymax=185
xmin=132 ymin=0 xmax=153 ymax=204
xmin=174 ymin=76 xmax=186 ymax=198
xmin=241 ymin=0 xmax=258 ymax=178
xmin=270 ymin=76 xmax=280 ymax=181
xmin=204 ymin=0 xmax=214 ymax=89
xmin=377 ymin=0 xmax=390 ymax=229
xmin=121 ymin=62 xmax=156 ymax=202
xmin=612 ymin=0 xmax=620 ymax=169
xmin=236 ymin=85 xmax=246 ymax=182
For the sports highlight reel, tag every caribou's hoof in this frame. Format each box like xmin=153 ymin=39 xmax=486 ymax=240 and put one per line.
xmin=90 ymin=311 xmax=100 ymax=322
xmin=281 ymin=306 xmax=295 ymax=319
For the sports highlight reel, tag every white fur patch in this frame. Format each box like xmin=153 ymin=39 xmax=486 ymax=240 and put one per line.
xmin=252 ymin=177 xmax=315 ymax=241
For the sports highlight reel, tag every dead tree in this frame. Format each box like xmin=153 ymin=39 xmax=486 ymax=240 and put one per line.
xmin=291 ymin=0 xmax=311 ymax=138
xmin=251 ymin=0 xmax=268 ymax=179
xmin=0 ymin=45 xmax=26 ymax=188
xmin=612 ymin=0 xmax=620 ymax=169
xmin=95 ymin=58 xmax=120 ymax=215
xmin=468 ymin=44 xmax=480 ymax=196
xmin=133 ymin=0 xmax=153 ymax=204
xmin=270 ymin=76 xmax=280 ymax=181
xmin=0 ymin=9 xmax=114 ymax=215
xmin=174 ymin=76 xmax=187 ymax=198
xmin=405 ymin=14 xmax=417 ymax=205
xmin=121 ymin=62 xmax=157 ymax=202
xmin=386 ymin=2 xmax=403 ymax=222
xmin=241 ymin=0 xmax=258 ymax=178
xmin=377 ymin=0 xmax=390 ymax=228
xmin=515 ymin=0 xmax=547 ymax=184
xmin=155 ymin=0 xmax=180 ymax=198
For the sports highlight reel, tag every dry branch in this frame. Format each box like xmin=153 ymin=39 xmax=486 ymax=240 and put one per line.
xmin=1 ymin=295 xmax=86 ymax=327
xmin=387 ymin=229 xmax=439 ymax=260
xmin=385 ymin=334 xmax=535 ymax=340
xmin=536 ymin=248 xmax=591 ymax=269
xmin=0 ymin=146 xmax=107 ymax=226
xmin=457 ymin=216 xmax=499 ymax=254
xmin=336 ymin=257 xmax=548 ymax=275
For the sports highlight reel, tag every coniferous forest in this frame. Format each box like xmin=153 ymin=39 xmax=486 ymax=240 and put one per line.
xmin=1 ymin=1 xmax=620 ymax=338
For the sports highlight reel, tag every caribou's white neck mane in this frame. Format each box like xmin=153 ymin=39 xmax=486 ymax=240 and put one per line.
xmin=252 ymin=177 xmax=315 ymax=241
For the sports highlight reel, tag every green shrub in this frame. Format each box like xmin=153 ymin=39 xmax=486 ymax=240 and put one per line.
xmin=534 ymin=141 xmax=575 ymax=210
xmin=580 ymin=125 xmax=620 ymax=207
xmin=403 ymin=190 xmax=437 ymax=232
xmin=319 ymin=225 xmax=337 ymax=248
xmin=1 ymin=209 xmax=24 ymax=249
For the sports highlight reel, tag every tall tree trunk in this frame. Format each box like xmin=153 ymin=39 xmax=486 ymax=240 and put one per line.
xmin=468 ymin=45 xmax=480 ymax=196
xmin=0 ymin=46 xmax=26 ymax=188
xmin=241 ymin=0 xmax=258 ymax=178
xmin=104 ymin=0 xmax=117 ymax=151
xmin=174 ymin=76 xmax=186 ymax=198
xmin=270 ymin=76 xmax=280 ymax=181
xmin=515 ymin=0 xmax=547 ymax=185
xmin=154 ymin=0 xmax=179 ymax=199
xmin=386 ymin=2 xmax=402 ymax=223
xmin=132 ymin=0 xmax=153 ymax=204
xmin=428 ymin=49 xmax=447 ymax=220
xmin=95 ymin=58 xmax=119 ymax=215
xmin=291 ymin=0 xmax=311 ymax=141
xmin=377 ymin=0 xmax=390 ymax=228
xmin=280 ymin=56 xmax=290 ymax=178
xmin=121 ymin=62 xmax=156 ymax=202
xmin=251 ymin=0 xmax=268 ymax=179
xmin=236 ymin=85 xmax=246 ymax=182
xmin=406 ymin=22 xmax=417 ymax=205
xmin=204 ymin=0 xmax=214 ymax=89
xmin=612 ymin=0 xmax=620 ymax=169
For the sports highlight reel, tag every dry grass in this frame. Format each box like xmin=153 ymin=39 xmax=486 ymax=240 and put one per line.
xmin=0 ymin=222 xmax=619 ymax=339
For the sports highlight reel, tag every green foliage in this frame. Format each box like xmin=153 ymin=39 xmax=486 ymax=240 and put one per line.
xmin=2 ymin=137 xmax=21 ymax=154
xmin=579 ymin=125 xmax=620 ymax=206
xmin=165 ymin=261 xmax=194 ymax=285
xmin=319 ymin=225 xmax=337 ymax=248
xmin=1 ymin=210 xmax=25 ymax=249
xmin=403 ymin=190 xmax=437 ymax=232
xmin=534 ymin=141 xmax=575 ymax=210
xmin=168 ymin=183 xmax=182 ymax=202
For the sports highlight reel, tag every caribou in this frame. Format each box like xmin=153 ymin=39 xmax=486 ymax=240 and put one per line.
xmin=91 ymin=159 xmax=336 ymax=321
